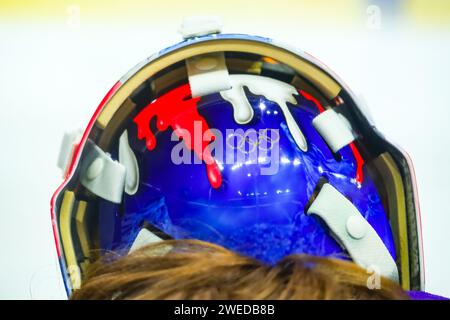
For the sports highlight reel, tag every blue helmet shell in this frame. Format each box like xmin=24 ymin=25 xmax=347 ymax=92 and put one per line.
xmin=99 ymin=85 xmax=396 ymax=264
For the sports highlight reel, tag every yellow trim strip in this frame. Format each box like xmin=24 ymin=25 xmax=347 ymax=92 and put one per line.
xmin=291 ymin=75 xmax=329 ymax=107
xmin=152 ymin=58 xmax=262 ymax=97
xmin=371 ymin=153 xmax=410 ymax=290
xmin=59 ymin=191 xmax=81 ymax=290
xmin=152 ymin=65 xmax=187 ymax=96
xmin=227 ymin=58 xmax=262 ymax=74
xmin=75 ymin=200 xmax=90 ymax=260
xmin=97 ymin=39 xmax=341 ymax=128
xmin=97 ymin=98 xmax=136 ymax=150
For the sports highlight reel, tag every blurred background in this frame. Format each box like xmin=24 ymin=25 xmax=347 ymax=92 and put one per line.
xmin=1 ymin=0 xmax=450 ymax=299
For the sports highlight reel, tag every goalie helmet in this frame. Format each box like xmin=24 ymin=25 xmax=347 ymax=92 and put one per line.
xmin=51 ymin=17 xmax=424 ymax=296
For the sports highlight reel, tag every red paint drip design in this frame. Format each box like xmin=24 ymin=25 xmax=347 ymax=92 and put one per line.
xmin=299 ymin=90 xmax=325 ymax=113
xmin=349 ymin=142 xmax=364 ymax=184
xmin=133 ymin=84 xmax=222 ymax=189
xmin=299 ymin=90 xmax=364 ymax=184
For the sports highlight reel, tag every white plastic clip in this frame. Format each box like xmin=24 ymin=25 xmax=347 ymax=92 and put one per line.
xmin=128 ymin=228 xmax=163 ymax=254
xmin=307 ymin=183 xmax=399 ymax=282
xmin=179 ymin=16 xmax=223 ymax=39
xmin=312 ymin=109 xmax=355 ymax=153
xmin=57 ymin=129 xmax=84 ymax=177
xmin=79 ymin=140 xmax=126 ymax=203
xmin=186 ymin=52 xmax=231 ymax=97
xmin=118 ymin=130 xmax=140 ymax=195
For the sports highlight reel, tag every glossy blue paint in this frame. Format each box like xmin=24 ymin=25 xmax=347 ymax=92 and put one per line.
xmin=100 ymin=90 xmax=396 ymax=264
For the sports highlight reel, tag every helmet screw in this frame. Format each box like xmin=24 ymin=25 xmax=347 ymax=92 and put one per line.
xmin=86 ymin=157 xmax=104 ymax=181
xmin=346 ymin=215 xmax=367 ymax=239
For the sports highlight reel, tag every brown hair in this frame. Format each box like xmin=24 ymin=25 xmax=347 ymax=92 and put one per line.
xmin=71 ymin=239 xmax=408 ymax=300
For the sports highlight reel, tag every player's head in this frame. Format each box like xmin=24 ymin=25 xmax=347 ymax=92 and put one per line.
xmin=71 ymin=239 xmax=408 ymax=300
